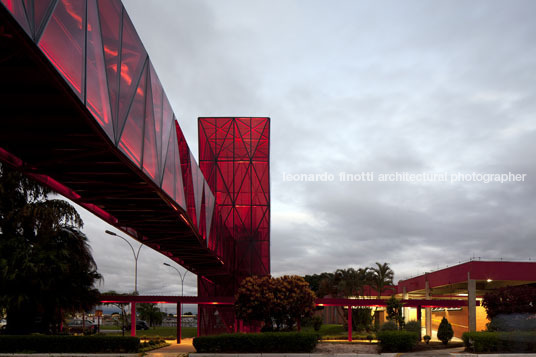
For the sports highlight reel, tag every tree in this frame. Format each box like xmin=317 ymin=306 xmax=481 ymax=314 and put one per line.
xmin=482 ymin=285 xmax=536 ymax=331
xmin=0 ymin=163 xmax=102 ymax=334
xmin=370 ymin=262 xmax=394 ymax=328
xmin=370 ymin=262 xmax=394 ymax=297
xmin=235 ymin=275 xmax=316 ymax=331
xmin=437 ymin=317 xmax=453 ymax=345
xmin=137 ymin=303 xmax=164 ymax=327
xmin=386 ymin=295 xmax=404 ymax=329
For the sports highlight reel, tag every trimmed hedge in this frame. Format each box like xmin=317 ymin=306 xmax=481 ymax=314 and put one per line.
xmin=0 ymin=335 xmax=140 ymax=353
xmin=376 ymin=330 xmax=419 ymax=352
xmin=462 ymin=331 xmax=536 ymax=353
xmin=193 ymin=332 xmax=318 ymax=353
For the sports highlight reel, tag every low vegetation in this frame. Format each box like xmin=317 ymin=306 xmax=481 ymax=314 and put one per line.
xmin=376 ymin=330 xmax=420 ymax=352
xmin=0 ymin=335 xmax=139 ymax=353
xmin=193 ymin=332 xmax=318 ymax=353
xmin=462 ymin=331 xmax=536 ymax=353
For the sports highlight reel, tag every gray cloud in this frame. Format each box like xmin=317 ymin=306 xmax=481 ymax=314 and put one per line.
xmin=74 ymin=0 xmax=536 ymax=292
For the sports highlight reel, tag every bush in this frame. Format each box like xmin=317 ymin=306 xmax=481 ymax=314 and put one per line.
xmin=312 ymin=316 xmax=323 ymax=331
xmin=193 ymin=332 xmax=318 ymax=353
xmin=380 ymin=320 xmax=398 ymax=331
xmin=462 ymin=331 xmax=536 ymax=353
xmin=487 ymin=313 xmax=536 ymax=331
xmin=437 ymin=317 xmax=453 ymax=345
xmin=377 ymin=330 xmax=419 ymax=352
xmin=404 ymin=320 xmax=421 ymax=341
xmin=0 ymin=335 xmax=139 ymax=353
xmin=423 ymin=335 xmax=431 ymax=344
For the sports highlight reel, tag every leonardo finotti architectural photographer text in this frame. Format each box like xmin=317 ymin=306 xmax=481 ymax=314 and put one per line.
xmin=282 ymin=171 xmax=527 ymax=184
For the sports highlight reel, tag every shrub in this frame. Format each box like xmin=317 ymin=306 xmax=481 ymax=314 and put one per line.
xmin=380 ymin=320 xmax=398 ymax=331
xmin=487 ymin=313 xmax=536 ymax=332
xmin=193 ymin=332 xmax=318 ymax=353
xmin=312 ymin=316 xmax=323 ymax=331
xmin=377 ymin=330 xmax=419 ymax=352
xmin=462 ymin=331 xmax=536 ymax=353
xmin=0 ymin=335 xmax=139 ymax=353
xmin=423 ymin=335 xmax=431 ymax=344
xmin=404 ymin=320 xmax=421 ymax=341
xmin=437 ymin=317 xmax=454 ymax=345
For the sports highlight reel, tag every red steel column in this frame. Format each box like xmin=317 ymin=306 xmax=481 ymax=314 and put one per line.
xmin=348 ymin=306 xmax=352 ymax=342
xmin=131 ymin=302 xmax=136 ymax=337
xmin=177 ymin=303 xmax=181 ymax=344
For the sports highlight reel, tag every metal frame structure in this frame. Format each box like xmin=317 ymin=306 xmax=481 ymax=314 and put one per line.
xmin=0 ymin=1 xmax=271 ymax=338
xmin=197 ymin=117 xmax=271 ymax=335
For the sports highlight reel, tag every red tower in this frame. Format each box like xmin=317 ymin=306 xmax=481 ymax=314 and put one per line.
xmin=198 ymin=117 xmax=270 ymax=334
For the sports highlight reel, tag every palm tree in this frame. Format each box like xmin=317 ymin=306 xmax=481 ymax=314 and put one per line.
xmin=370 ymin=262 xmax=394 ymax=298
xmin=0 ymin=163 xmax=102 ymax=334
xmin=370 ymin=262 xmax=394 ymax=328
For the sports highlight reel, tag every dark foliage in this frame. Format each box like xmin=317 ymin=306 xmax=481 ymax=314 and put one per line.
xmin=376 ymin=330 xmax=419 ymax=352
xmin=437 ymin=317 xmax=454 ymax=345
xmin=0 ymin=164 xmax=101 ymax=334
xmin=483 ymin=285 xmax=536 ymax=319
xmin=193 ymin=332 xmax=318 ymax=353
xmin=462 ymin=331 xmax=536 ymax=353
xmin=0 ymin=335 xmax=139 ymax=353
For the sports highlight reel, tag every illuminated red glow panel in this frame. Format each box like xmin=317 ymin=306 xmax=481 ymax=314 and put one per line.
xmin=199 ymin=117 xmax=270 ymax=278
xmin=0 ymin=0 xmax=223 ymax=258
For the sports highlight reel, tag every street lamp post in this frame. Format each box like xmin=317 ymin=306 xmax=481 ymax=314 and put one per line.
xmin=105 ymin=230 xmax=143 ymax=294
xmin=163 ymin=263 xmax=188 ymax=296
xmin=163 ymin=263 xmax=189 ymax=344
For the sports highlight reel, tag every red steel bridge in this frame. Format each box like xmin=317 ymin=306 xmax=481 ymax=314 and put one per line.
xmin=0 ymin=0 xmax=270 ymax=335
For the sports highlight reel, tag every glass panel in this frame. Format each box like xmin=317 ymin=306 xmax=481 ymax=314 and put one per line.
xmin=39 ymin=0 xmax=86 ymax=100
xmin=172 ymin=128 xmax=186 ymax=209
xmin=117 ymin=10 xmax=146 ymax=134
xmin=204 ymin=181 xmax=215 ymax=244
xmin=160 ymin=94 xmax=173 ymax=166
xmin=1 ymin=0 xmax=31 ymax=35
xmin=236 ymin=117 xmax=252 ymax=158
xmin=161 ymin=130 xmax=175 ymax=199
xmin=234 ymin=163 xmax=251 ymax=205
xmin=86 ymin=0 xmax=113 ymax=139
xmin=97 ymin=0 xmax=121 ymax=137
xmin=32 ymin=0 xmax=55 ymax=40
xmin=149 ymin=63 xmax=163 ymax=163
xmin=142 ymin=77 xmax=159 ymax=182
xmin=190 ymin=152 xmax=203 ymax=227
xmin=118 ymin=64 xmax=147 ymax=167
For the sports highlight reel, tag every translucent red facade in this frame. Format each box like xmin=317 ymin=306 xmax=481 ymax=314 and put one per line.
xmin=0 ymin=0 xmax=215 ymax=246
xmin=1 ymin=1 xmax=270 ymax=335
xmin=198 ymin=118 xmax=270 ymax=335
xmin=199 ymin=117 xmax=270 ymax=278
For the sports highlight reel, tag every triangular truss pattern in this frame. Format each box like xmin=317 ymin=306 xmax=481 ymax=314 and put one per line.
xmin=199 ymin=117 xmax=271 ymax=281
xmin=1 ymin=0 xmax=225 ymax=260
xmin=1 ymin=0 xmax=32 ymax=35
xmin=38 ymin=0 xmax=87 ymax=100
xmin=117 ymin=61 xmax=147 ymax=167
xmin=86 ymin=0 xmax=114 ymax=140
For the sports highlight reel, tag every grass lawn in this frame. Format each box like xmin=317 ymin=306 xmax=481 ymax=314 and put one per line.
xmin=302 ymin=324 xmax=374 ymax=340
xmin=106 ymin=326 xmax=197 ymax=339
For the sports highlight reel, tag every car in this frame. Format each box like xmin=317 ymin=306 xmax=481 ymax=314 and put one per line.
xmin=125 ymin=320 xmax=149 ymax=330
xmin=66 ymin=319 xmax=98 ymax=334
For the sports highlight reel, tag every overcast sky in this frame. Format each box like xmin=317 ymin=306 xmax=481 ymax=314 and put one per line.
xmin=78 ymin=0 xmax=536 ymax=299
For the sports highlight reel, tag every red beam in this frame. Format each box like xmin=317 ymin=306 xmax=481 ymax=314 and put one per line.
xmin=315 ymin=298 xmax=478 ymax=307
xmin=101 ymin=295 xmax=476 ymax=308
xmin=100 ymin=295 xmax=234 ymax=304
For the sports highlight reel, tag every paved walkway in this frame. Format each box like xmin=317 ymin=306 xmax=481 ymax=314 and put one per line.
xmin=147 ymin=338 xmax=196 ymax=355
xmin=399 ymin=346 xmax=465 ymax=356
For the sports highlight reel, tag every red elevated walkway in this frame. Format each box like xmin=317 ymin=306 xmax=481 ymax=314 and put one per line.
xmin=0 ymin=0 xmax=233 ymax=280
